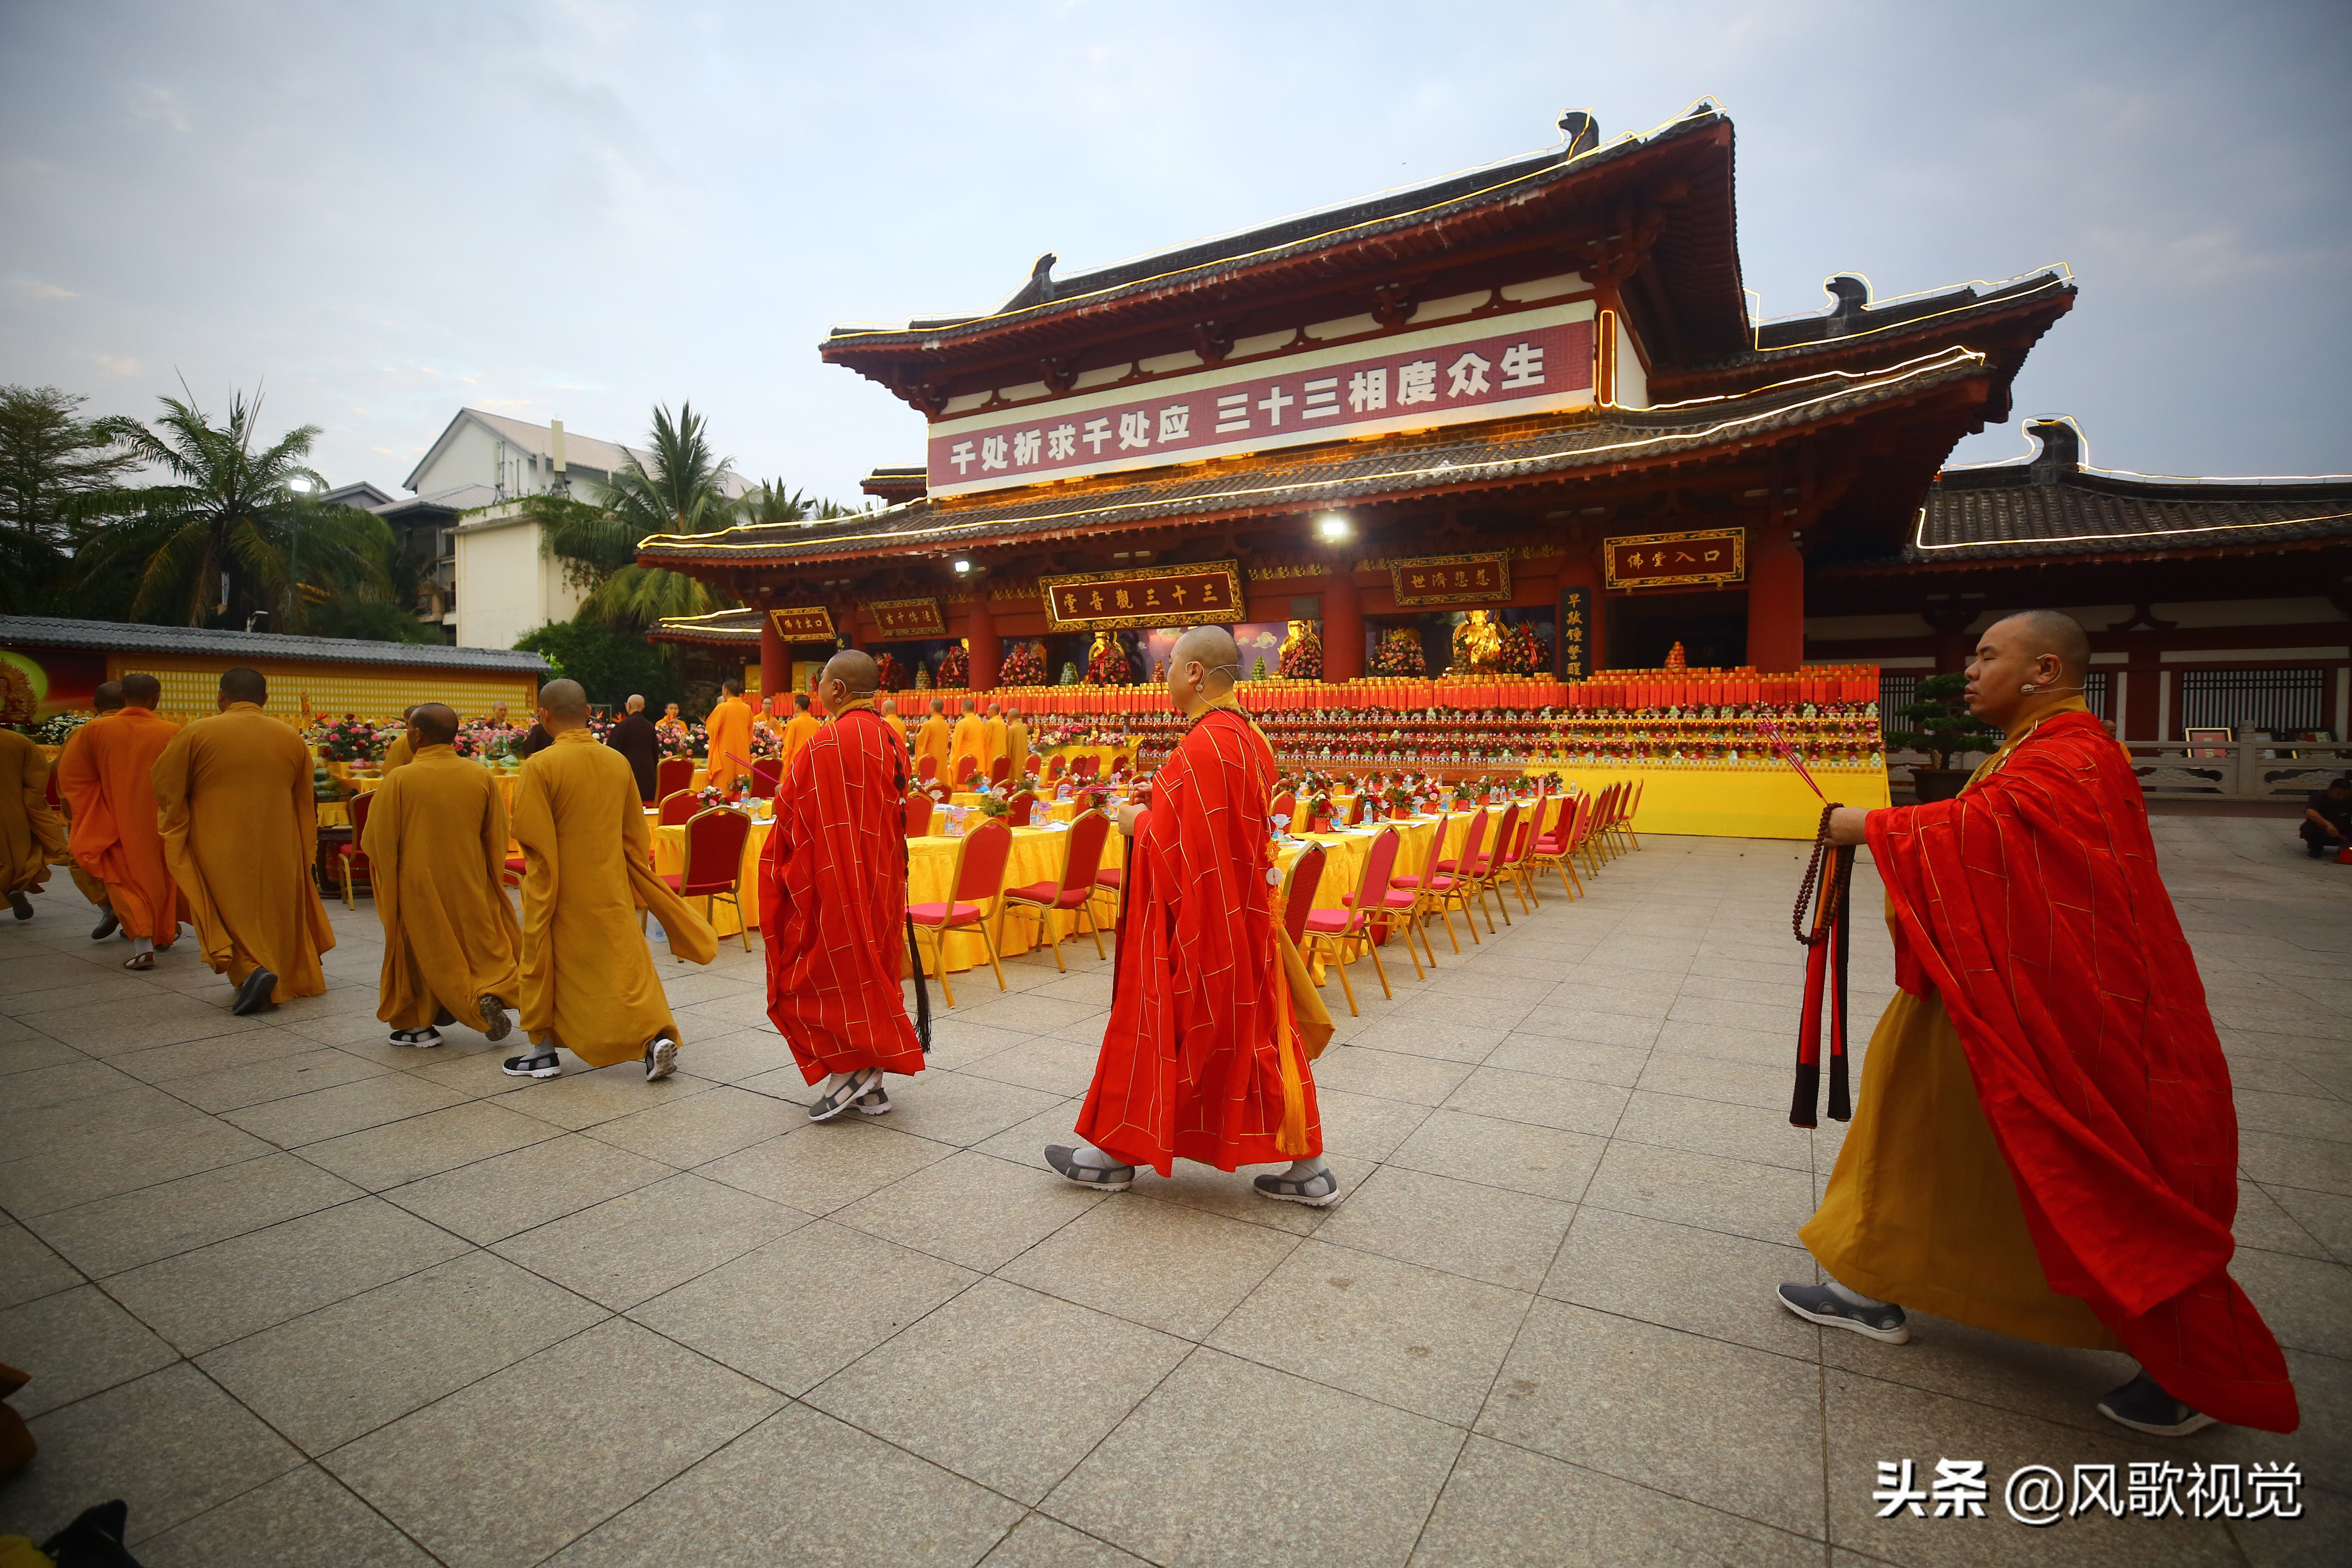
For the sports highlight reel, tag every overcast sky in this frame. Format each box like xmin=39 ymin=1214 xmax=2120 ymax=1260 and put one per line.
xmin=4 ymin=0 xmax=2347 ymax=504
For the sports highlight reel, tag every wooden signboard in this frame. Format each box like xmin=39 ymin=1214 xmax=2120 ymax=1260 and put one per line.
xmin=1557 ymin=586 xmax=1592 ymax=682
xmin=1039 ymin=559 xmax=1245 ymax=631
xmin=864 ymin=597 xmax=947 ymax=639
xmin=1604 ymin=528 xmax=1745 ymax=589
xmin=768 ymin=605 xmax=837 ymax=641
xmin=1391 ymin=551 xmax=1510 ymax=607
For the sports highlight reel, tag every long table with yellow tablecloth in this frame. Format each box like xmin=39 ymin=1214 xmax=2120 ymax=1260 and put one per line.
xmin=1528 ymin=765 xmax=1891 ymax=839
xmin=324 ymin=770 xmax=523 ymax=828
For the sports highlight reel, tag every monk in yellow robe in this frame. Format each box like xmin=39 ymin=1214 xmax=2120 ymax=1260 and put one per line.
xmin=52 ymin=681 xmax=125 ymax=937
xmin=1003 ymin=705 xmax=1031 ymax=784
xmin=59 ymin=672 xmax=183 ymax=969
xmin=781 ymin=691 xmax=822 ymax=762
xmin=153 ymin=667 xmax=335 ymax=1013
xmin=948 ymin=697 xmax=987 ymax=788
xmin=508 ymin=679 xmax=717 ymax=1082
xmin=880 ymin=698 xmax=907 ymax=751
xmin=379 ymin=706 xmax=423 ymax=775
xmin=913 ymin=698 xmax=952 ymax=784
xmin=705 ymin=679 xmax=754 ymax=792
xmin=1 ymin=729 xmax=68 ymax=921
xmin=657 ymin=701 xmax=688 ymax=736
xmin=361 ymin=703 xmax=521 ymax=1048
xmin=982 ymin=702 xmax=1008 ymax=784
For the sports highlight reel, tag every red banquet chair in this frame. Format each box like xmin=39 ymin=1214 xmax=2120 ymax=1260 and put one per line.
xmin=1301 ymin=826 xmax=1405 ymax=1016
xmin=954 ymin=755 xmax=979 ymax=787
xmin=903 ymin=793 xmax=935 ymax=837
xmin=1044 ymin=753 xmax=1066 ymax=782
xmin=657 ymin=790 xmax=701 ymax=826
xmin=336 ymin=788 xmax=377 ymax=908
xmin=916 ymin=754 xmax=940 ymax=783
xmin=1281 ymin=843 xmax=1326 ymax=953
xmin=989 ymin=755 xmax=1013 ymax=786
xmin=1392 ymin=806 xmax=1488 ymax=954
xmin=1464 ymin=802 xmax=1523 ymax=930
xmin=1001 ymin=809 xmax=1113 ymax=971
xmin=1072 ymin=754 xmax=1100 ymax=782
xmin=1269 ymin=790 xmax=1297 ymax=828
xmin=1005 ymin=789 xmax=1039 ymax=828
xmin=750 ymin=758 xmax=784 ymax=798
xmin=659 ymin=806 xmax=755 ymax=954
xmin=656 ymin=757 xmax=693 ymax=802
xmin=1526 ymin=793 xmax=1585 ymax=900
xmin=908 ymin=817 xmax=1012 ymax=1006
xmin=1110 ymin=753 xmax=1130 ymax=775
xmin=1023 ymin=755 xmax=1043 ymax=779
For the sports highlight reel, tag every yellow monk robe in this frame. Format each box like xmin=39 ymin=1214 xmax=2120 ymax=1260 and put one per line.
xmin=982 ymin=715 xmax=1007 ymax=780
xmin=948 ymin=710 xmax=988 ymax=787
xmin=884 ymin=712 xmax=908 ymax=750
xmin=1004 ymin=717 xmax=1030 ymax=783
xmin=0 ymin=731 xmax=68 ymax=899
xmin=361 ymin=742 xmax=522 ymax=1032
xmin=380 ymin=731 xmax=415 ymax=774
xmin=913 ymin=713 xmax=952 ymax=782
xmin=60 ymin=708 xmax=183 ymax=944
xmin=512 ymin=729 xmax=717 ymax=1065
xmin=49 ymin=725 xmax=113 ymax=911
xmin=781 ymin=710 xmax=821 ymax=764
xmin=153 ymin=704 xmax=335 ymax=1002
xmin=705 ymin=695 xmax=754 ymax=791
xmin=1801 ymin=702 xmax=2118 ymax=1350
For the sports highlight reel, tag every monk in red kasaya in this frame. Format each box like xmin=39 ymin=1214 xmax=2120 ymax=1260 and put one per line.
xmin=1781 ymin=610 xmax=2298 ymax=1437
xmin=1049 ymin=626 xmax=1334 ymax=1205
xmin=761 ymin=650 xmax=927 ymax=1120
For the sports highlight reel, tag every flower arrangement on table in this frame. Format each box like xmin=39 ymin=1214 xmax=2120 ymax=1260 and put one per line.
xmin=998 ymin=640 xmax=1048 ymax=687
xmin=691 ymin=783 xmax=731 ymax=811
xmin=1370 ymin=626 xmax=1425 ymax=677
xmin=311 ymin=716 xmax=379 ymax=763
xmin=657 ymin=724 xmax=699 ymax=761
xmin=31 ymin=710 xmax=91 ymax=745
xmin=1303 ymin=791 xmax=1334 ymax=831
xmin=462 ymin=719 xmax=521 ymax=764
xmin=976 ymin=793 xmax=1011 ymax=819
xmin=936 ymin=643 xmax=969 ymax=688
xmin=1278 ymin=619 xmax=1323 ymax=680
xmin=873 ymin=650 xmax=907 ymax=693
xmin=1499 ymin=622 xmax=1550 ymax=676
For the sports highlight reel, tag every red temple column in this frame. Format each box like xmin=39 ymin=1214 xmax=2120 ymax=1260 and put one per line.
xmin=757 ymin=600 xmax=785 ymax=704
xmin=1322 ymin=571 xmax=1363 ymax=682
xmin=1746 ymin=523 xmax=1805 ymax=673
xmin=966 ymin=598 xmax=1002 ymax=691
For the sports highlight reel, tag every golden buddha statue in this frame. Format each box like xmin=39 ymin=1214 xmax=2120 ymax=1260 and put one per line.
xmin=1450 ymin=608 xmax=1503 ymax=675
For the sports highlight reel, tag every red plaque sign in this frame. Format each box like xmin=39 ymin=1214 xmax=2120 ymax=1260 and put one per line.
xmin=1039 ymin=559 xmax=1245 ymax=631
xmin=1604 ymin=528 xmax=1745 ymax=589
xmin=1391 ymin=551 xmax=1510 ymax=607
xmin=864 ymin=597 xmax=946 ymax=639
xmin=768 ymin=605 xmax=837 ymax=641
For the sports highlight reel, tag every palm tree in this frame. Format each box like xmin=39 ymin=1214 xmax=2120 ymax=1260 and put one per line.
xmin=740 ymin=480 xmax=862 ymax=528
xmin=525 ymin=402 xmax=745 ymax=629
xmin=72 ymin=388 xmax=392 ymax=630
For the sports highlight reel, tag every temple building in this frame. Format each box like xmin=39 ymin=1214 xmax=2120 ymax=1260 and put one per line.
xmin=639 ymin=99 xmax=2343 ymax=746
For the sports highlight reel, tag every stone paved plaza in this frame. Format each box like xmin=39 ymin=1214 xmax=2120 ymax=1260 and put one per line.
xmin=1 ymin=820 xmax=2343 ymax=1566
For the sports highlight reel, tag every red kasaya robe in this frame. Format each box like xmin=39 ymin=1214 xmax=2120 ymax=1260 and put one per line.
xmin=760 ymin=703 xmax=925 ymax=1083
xmin=1076 ymin=704 xmax=1321 ymax=1176
xmin=1866 ymin=707 xmax=2297 ymax=1432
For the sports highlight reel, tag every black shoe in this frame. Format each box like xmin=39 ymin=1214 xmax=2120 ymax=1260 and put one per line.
xmin=1777 ymin=1282 xmax=1911 ymax=1343
xmin=388 ymin=1027 xmax=444 ymax=1048
xmin=2097 ymin=1371 xmax=2216 ymax=1437
xmin=91 ymin=908 xmax=119 ymax=941
xmin=231 ymin=967 xmax=278 ymax=1016
xmin=1253 ymin=1166 xmax=1341 ymax=1206
xmin=8 ymin=890 xmax=31 ymax=920
xmin=502 ymin=1050 xmax=562 ymax=1079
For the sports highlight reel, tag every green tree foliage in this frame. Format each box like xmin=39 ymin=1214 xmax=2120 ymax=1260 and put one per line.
xmin=72 ymin=388 xmax=394 ymax=631
xmin=0 ymin=385 xmax=140 ymax=613
xmin=512 ymin=620 xmax=677 ymax=709
xmin=1885 ymin=671 xmax=2004 ymax=770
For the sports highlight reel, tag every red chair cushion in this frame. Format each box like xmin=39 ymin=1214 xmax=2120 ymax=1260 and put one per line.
xmin=1004 ymin=880 xmax=1060 ymax=903
xmin=1301 ymin=908 xmax=1355 ymax=934
xmin=1094 ymin=868 xmax=1123 ymax=888
xmin=658 ymin=873 xmax=683 ymax=891
xmin=504 ymin=855 xmax=526 ymax=873
xmin=908 ymin=900 xmax=984 ymax=926
xmin=1388 ymin=873 xmax=1456 ymax=891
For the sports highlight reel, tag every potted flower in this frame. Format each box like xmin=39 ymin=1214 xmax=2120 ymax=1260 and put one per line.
xmin=1885 ymin=672 xmax=2002 ymax=802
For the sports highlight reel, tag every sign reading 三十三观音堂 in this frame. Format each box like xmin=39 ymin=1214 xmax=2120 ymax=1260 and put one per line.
xmin=1604 ymin=528 xmax=1746 ymax=589
xmin=1557 ymin=586 xmax=1591 ymax=681
xmin=1040 ymin=560 xmax=1245 ymax=631
xmin=864 ymin=597 xmax=947 ymax=639
xmin=768 ymin=606 xmax=837 ymax=641
xmin=1390 ymin=552 xmax=1510 ymax=607
xmin=927 ymin=302 xmax=1599 ymax=497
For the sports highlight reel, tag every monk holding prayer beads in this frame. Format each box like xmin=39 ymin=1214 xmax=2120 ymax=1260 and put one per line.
xmin=60 ymin=672 xmax=183 ymax=969
xmin=1780 ymin=610 xmax=2298 ymax=1437
xmin=152 ymin=668 xmax=335 ymax=1013
xmin=506 ymin=678 xmax=716 ymax=1082
xmin=361 ymin=703 xmax=521 ymax=1048
xmin=761 ymin=651 xmax=926 ymax=1120
xmin=1049 ymin=626 xmax=1334 ymax=1205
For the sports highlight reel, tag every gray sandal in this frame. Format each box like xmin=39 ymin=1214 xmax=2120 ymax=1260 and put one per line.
xmin=1252 ymin=1168 xmax=1341 ymax=1206
xmin=808 ymin=1070 xmax=875 ymax=1122
xmin=1045 ymin=1145 xmax=1134 ymax=1192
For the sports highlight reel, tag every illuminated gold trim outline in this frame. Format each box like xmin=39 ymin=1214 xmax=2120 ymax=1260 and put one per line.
xmin=1910 ymin=507 xmax=2352 ymax=552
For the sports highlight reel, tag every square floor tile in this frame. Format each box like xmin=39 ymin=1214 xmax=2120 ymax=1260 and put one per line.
xmin=585 ymin=1083 xmax=804 ymax=1167
xmin=1441 ymin=1065 xmax=1628 ymax=1136
xmin=695 ymin=1120 xmax=955 ymax=1215
xmin=1316 ymin=1163 xmax=1574 ymax=1290
xmin=1542 ymin=1206 xmax=1822 ymax=1358
xmin=808 ymin=1277 xmax=1188 ymax=1503
xmin=1581 ymin=1139 xmax=1818 ymax=1245
xmin=0 ymin=1116 xmax=275 ymax=1217
xmin=24 ymin=1152 xmax=363 ymax=1278
xmin=835 ymin=1148 xmax=1105 ymax=1271
xmin=0 ymin=1282 xmax=179 ymax=1417
xmin=1001 ymin=1197 xmax=1299 ymax=1339
xmin=492 ymin=1172 xmax=804 ymax=1311
xmin=1384 ymin=1109 xmax=1604 ymax=1204
xmin=499 ymin=1061 xmax=719 ymax=1131
xmin=382 ymin=1132 xmax=674 ymax=1246
xmin=977 ymin=1515 xmax=1150 ymax=1568
xmin=222 ymin=1072 xmax=469 ymax=1149
xmin=137 ymin=1463 xmax=436 ymax=1568
xmin=0 ymin=1216 xmax=84 ymax=1308
xmin=299 ymin=1099 xmax=561 ymax=1191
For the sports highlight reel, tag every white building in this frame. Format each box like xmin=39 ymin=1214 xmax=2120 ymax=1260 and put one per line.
xmin=388 ymin=409 xmax=751 ymax=651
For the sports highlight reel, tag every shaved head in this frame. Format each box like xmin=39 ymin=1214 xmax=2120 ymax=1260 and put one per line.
xmin=219 ymin=667 xmax=267 ymax=705
xmin=626 ymin=694 xmax=645 ymax=713
xmin=410 ymin=703 xmax=459 ymax=745
xmin=959 ymin=697 xmax=976 ymax=713
xmin=823 ymin=650 xmax=879 ymax=697
xmin=929 ymin=698 xmax=944 ymax=714
xmin=1172 ymin=626 xmax=1241 ymax=686
xmin=1990 ymin=609 xmax=2090 ymax=675
xmin=722 ymin=678 xmax=742 ymax=697
xmin=540 ymin=679 xmax=588 ymax=720
xmin=92 ymin=680 xmax=125 ymax=713
xmin=120 ymin=673 xmax=159 ymax=708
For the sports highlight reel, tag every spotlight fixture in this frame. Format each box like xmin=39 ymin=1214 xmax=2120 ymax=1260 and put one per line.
xmin=952 ymin=559 xmax=971 ymax=575
xmin=1314 ymin=512 xmax=1353 ymax=542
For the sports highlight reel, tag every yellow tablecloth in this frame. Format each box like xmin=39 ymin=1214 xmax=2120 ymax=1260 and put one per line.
xmin=323 ymin=771 xmax=521 ymax=828
xmin=1528 ymin=766 xmax=1891 ymax=839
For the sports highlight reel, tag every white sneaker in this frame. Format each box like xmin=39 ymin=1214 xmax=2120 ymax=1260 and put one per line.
xmin=644 ymin=1036 xmax=679 ymax=1082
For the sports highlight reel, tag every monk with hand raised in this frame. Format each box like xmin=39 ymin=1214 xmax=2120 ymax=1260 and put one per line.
xmin=361 ymin=702 xmax=521 ymax=1048
xmin=59 ymin=672 xmax=183 ymax=969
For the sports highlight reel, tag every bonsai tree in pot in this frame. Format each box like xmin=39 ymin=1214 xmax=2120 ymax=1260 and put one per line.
xmin=1886 ymin=672 xmax=2004 ymax=802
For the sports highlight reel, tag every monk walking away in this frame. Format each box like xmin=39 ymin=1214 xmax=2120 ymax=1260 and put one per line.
xmin=0 ymin=726 xmax=68 ymax=921
xmin=59 ymin=672 xmax=183 ymax=969
xmin=704 ymin=679 xmax=755 ymax=793
xmin=949 ymin=696 xmax=987 ymax=787
xmin=361 ymin=703 xmax=521 ymax=1048
xmin=507 ymin=679 xmax=717 ymax=1082
xmin=914 ymin=697 xmax=951 ymax=783
xmin=1779 ymin=610 xmax=2299 ymax=1438
xmin=761 ymin=652 xmax=927 ymax=1121
xmin=1049 ymin=626 xmax=1336 ymax=1205
xmin=606 ymin=693 xmax=662 ymax=804
xmin=50 ymin=680 xmax=125 ymax=937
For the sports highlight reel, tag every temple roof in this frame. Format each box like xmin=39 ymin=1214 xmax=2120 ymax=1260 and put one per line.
xmin=645 ymin=608 xmax=763 ymax=647
xmin=1896 ymin=420 xmax=2352 ymax=565
xmin=640 ymin=347 xmax=1994 ymax=572
xmin=0 ymin=615 xmax=551 ymax=674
